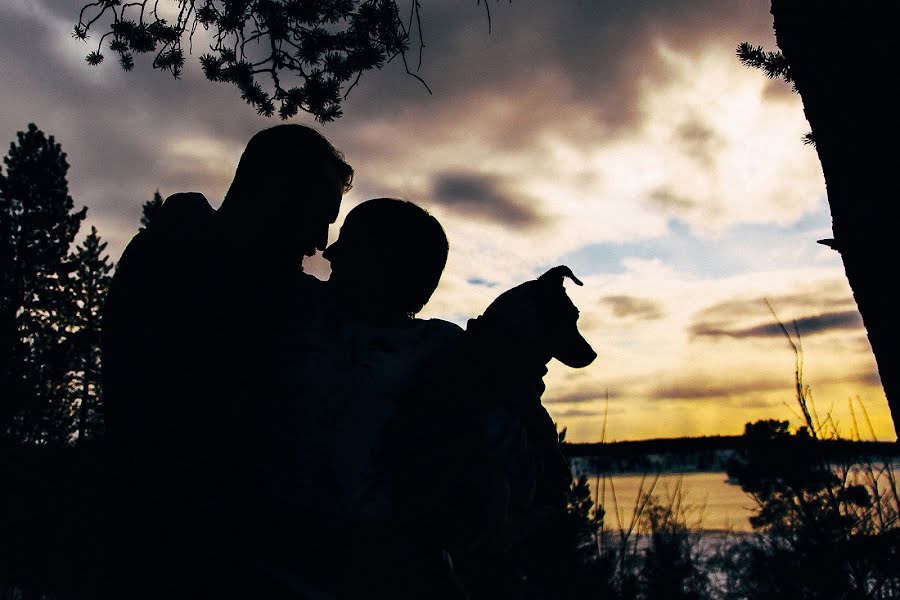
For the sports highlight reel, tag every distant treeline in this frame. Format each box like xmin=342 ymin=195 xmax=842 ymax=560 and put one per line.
xmin=564 ymin=435 xmax=900 ymax=474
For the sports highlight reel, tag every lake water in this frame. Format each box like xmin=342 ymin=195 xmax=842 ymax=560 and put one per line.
xmin=579 ymin=462 xmax=900 ymax=533
xmin=578 ymin=471 xmax=757 ymax=532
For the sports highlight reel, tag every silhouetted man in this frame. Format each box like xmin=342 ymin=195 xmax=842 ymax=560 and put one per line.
xmin=101 ymin=124 xmax=353 ymax=598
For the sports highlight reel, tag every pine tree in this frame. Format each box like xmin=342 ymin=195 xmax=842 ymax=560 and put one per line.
xmin=64 ymin=227 xmax=113 ymax=444
xmin=740 ymin=2 xmax=900 ymax=438
xmin=0 ymin=123 xmax=86 ymax=445
xmin=139 ymin=189 xmax=163 ymax=231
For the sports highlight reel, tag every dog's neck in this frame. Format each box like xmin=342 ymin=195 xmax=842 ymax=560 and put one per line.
xmin=466 ymin=316 xmax=550 ymax=386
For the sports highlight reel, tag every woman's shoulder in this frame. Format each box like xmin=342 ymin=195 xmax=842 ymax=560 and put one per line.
xmin=415 ymin=317 xmax=465 ymax=340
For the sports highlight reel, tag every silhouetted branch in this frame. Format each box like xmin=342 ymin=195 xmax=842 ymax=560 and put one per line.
xmin=74 ymin=0 xmax=503 ymax=122
xmin=73 ymin=0 xmax=410 ymax=122
xmin=736 ymin=42 xmax=793 ymax=84
xmin=411 ymin=0 xmax=425 ymax=71
xmin=478 ymin=0 xmax=493 ymax=34
xmin=399 ymin=48 xmax=432 ymax=95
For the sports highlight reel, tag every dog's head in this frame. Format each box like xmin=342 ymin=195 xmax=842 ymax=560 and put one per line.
xmin=477 ymin=265 xmax=597 ymax=369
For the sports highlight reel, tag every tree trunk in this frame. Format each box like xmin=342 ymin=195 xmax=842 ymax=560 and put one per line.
xmin=770 ymin=0 xmax=900 ymax=439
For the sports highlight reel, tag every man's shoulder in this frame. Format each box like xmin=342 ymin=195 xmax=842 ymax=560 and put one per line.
xmin=117 ymin=192 xmax=215 ymax=256
xmin=157 ymin=192 xmax=215 ymax=222
xmin=109 ymin=193 xmax=218 ymax=302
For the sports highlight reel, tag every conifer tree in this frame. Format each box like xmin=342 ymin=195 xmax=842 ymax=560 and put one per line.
xmin=139 ymin=189 xmax=163 ymax=231
xmin=0 ymin=124 xmax=86 ymax=445
xmin=65 ymin=227 xmax=113 ymax=444
xmin=739 ymin=2 xmax=900 ymax=438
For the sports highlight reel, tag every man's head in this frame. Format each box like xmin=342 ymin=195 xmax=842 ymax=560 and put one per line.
xmin=323 ymin=198 xmax=449 ymax=321
xmin=219 ymin=124 xmax=353 ymax=263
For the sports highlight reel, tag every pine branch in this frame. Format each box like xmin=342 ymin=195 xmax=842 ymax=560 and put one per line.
xmin=736 ymin=42 xmax=793 ymax=84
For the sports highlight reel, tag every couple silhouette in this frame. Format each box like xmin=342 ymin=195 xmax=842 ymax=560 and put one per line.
xmin=101 ymin=124 xmax=596 ymax=599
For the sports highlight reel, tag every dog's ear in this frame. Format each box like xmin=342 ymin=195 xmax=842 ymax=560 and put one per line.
xmin=538 ymin=265 xmax=583 ymax=287
xmin=536 ymin=266 xmax=597 ymax=369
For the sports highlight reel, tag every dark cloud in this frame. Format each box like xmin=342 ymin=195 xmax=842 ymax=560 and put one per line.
xmin=334 ymin=0 xmax=781 ymax=149
xmin=545 ymin=388 xmax=620 ymax=404
xmin=19 ymin=0 xmax=781 ymax=139
xmin=429 ymin=171 xmax=544 ymax=228
xmin=690 ymin=289 xmax=857 ymax=337
xmin=467 ymin=277 xmax=498 ymax=288
xmin=691 ymin=310 xmax=864 ymax=340
xmin=850 ymin=335 xmax=875 ymax=355
xmin=600 ymin=295 xmax=665 ymax=320
xmin=550 ymin=408 xmax=606 ymax=419
xmin=2 ymin=0 xmax=781 ymax=259
xmin=674 ymin=116 xmax=725 ymax=165
xmin=650 ymin=363 xmax=882 ymax=403
xmin=651 ymin=376 xmax=792 ymax=402
xmin=739 ymin=396 xmax=781 ymax=409
xmin=647 ymin=187 xmax=697 ymax=212
xmin=761 ymin=77 xmax=797 ymax=101
xmin=850 ymin=369 xmax=882 ymax=388
xmin=815 ymin=368 xmax=881 ymax=392
xmin=0 ymin=2 xmax=283 ymax=257
xmin=40 ymin=0 xmax=98 ymax=20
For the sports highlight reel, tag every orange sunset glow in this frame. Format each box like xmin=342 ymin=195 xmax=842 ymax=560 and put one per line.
xmin=2 ymin=0 xmax=894 ymax=442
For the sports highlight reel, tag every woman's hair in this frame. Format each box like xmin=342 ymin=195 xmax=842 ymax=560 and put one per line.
xmin=335 ymin=198 xmax=448 ymax=317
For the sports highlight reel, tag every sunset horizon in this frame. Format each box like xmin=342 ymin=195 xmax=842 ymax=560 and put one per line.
xmin=2 ymin=0 xmax=894 ymax=443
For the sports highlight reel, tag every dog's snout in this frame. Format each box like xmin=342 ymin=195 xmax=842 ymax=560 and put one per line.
xmin=545 ymin=292 xmax=596 ymax=369
xmin=552 ymin=321 xmax=596 ymax=368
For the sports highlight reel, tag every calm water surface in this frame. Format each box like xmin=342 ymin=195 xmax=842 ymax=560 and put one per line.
xmin=580 ymin=471 xmax=756 ymax=532
xmin=581 ymin=463 xmax=900 ymax=533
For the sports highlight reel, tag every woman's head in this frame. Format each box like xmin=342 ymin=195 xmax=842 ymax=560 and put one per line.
xmin=324 ymin=198 xmax=448 ymax=320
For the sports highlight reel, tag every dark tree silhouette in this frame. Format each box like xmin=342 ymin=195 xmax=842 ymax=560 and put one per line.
xmin=739 ymin=1 xmax=900 ymax=439
xmin=0 ymin=124 xmax=87 ymax=446
xmin=139 ymin=188 xmax=164 ymax=231
xmin=65 ymin=227 xmax=113 ymax=444
xmin=73 ymin=0 xmax=431 ymax=122
xmin=724 ymin=419 xmax=900 ymax=598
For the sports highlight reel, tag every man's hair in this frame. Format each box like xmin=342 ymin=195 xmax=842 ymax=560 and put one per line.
xmin=340 ymin=198 xmax=448 ymax=316
xmin=222 ymin=124 xmax=353 ymax=208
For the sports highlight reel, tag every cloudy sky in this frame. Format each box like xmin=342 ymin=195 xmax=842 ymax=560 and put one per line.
xmin=2 ymin=0 xmax=894 ymax=442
